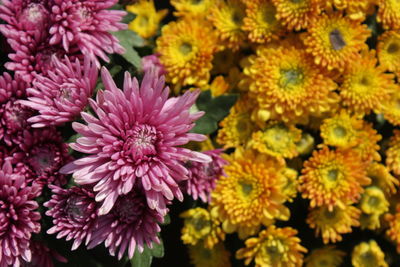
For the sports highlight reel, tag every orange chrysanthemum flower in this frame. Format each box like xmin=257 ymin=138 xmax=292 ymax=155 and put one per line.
xmin=302 ymin=12 xmax=370 ymax=71
xmin=242 ymin=0 xmax=285 ymax=44
xmin=217 ymin=95 xmax=258 ymax=149
xmin=353 ymin=121 xmax=382 ymax=163
xmin=339 ymin=49 xmax=395 ymax=115
xmin=367 ymin=162 xmax=399 ymax=196
xmin=250 ymin=121 xmax=302 ymax=162
xmin=385 ymin=204 xmax=400 ymax=253
xmin=236 ymin=225 xmax=307 ymax=267
xmin=305 ymin=246 xmax=345 ymax=267
xmin=210 ymin=148 xmax=289 ymax=239
xmin=189 ymin=243 xmax=231 ymax=267
xmin=299 ymin=146 xmax=370 ymax=210
xmin=377 ymin=0 xmax=400 ymax=30
xmin=386 ymin=130 xmax=400 ymax=176
xmin=244 ymin=45 xmax=338 ymax=122
xmin=156 ymin=18 xmax=218 ymax=87
xmin=180 ymin=207 xmax=225 ymax=249
xmin=351 ymin=240 xmax=388 ymax=267
xmin=377 ymin=31 xmax=400 ymax=75
xmin=271 ymin=0 xmax=323 ymax=31
xmin=209 ymin=0 xmax=247 ymax=50
xmin=307 ymin=205 xmax=360 ymax=244
xmin=320 ymin=110 xmax=363 ymax=148
xmin=170 ymin=0 xmax=214 ymax=18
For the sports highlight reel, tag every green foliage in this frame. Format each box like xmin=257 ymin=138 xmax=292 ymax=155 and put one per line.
xmin=112 ymin=30 xmax=145 ymax=69
xmin=130 ymin=240 xmax=165 ymax=267
xmin=192 ymin=90 xmax=238 ymax=134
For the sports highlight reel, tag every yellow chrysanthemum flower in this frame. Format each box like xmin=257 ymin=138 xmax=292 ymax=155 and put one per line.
xmin=382 ymin=86 xmax=400 ymax=126
xmin=156 ymin=18 xmax=218 ymax=87
xmin=296 ymin=132 xmax=315 ymax=156
xmin=126 ymin=0 xmax=167 ymax=39
xmin=320 ymin=110 xmax=363 ymax=148
xmin=211 ymin=148 xmax=290 ymax=239
xmin=271 ymin=0 xmax=323 ymax=31
xmin=386 ymin=130 xmax=400 ymax=176
xmin=326 ymin=0 xmax=375 ymax=20
xmin=180 ymin=207 xmax=225 ymax=249
xmin=299 ymin=146 xmax=370 ymax=210
xmin=242 ymin=0 xmax=285 ymax=44
xmin=209 ymin=0 xmax=247 ymax=50
xmin=189 ymin=243 xmax=231 ymax=267
xmin=377 ymin=0 xmax=400 ymax=30
xmin=385 ymin=204 xmax=400 ymax=253
xmin=377 ymin=31 xmax=400 ymax=75
xmin=304 ymin=246 xmax=345 ymax=267
xmin=367 ymin=162 xmax=399 ymax=196
xmin=353 ymin=121 xmax=382 ymax=163
xmin=236 ymin=225 xmax=307 ymax=267
xmin=307 ymin=205 xmax=360 ymax=244
xmin=302 ymin=12 xmax=370 ymax=71
xmin=359 ymin=187 xmax=389 ymax=216
xmin=351 ymin=240 xmax=388 ymax=267
xmin=244 ymin=45 xmax=338 ymax=122
xmin=250 ymin=121 xmax=301 ymax=162
xmin=339 ymin=49 xmax=395 ymax=115
xmin=217 ymin=96 xmax=258 ymax=149
xmin=171 ymin=0 xmax=214 ymax=18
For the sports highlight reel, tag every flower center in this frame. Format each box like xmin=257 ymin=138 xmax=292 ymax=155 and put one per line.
xmin=58 ymin=85 xmax=75 ymax=102
xmin=125 ymin=125 xmax=158 ymax=161
xmin=4 ymin=102 xmax=32 ymax=131
xmin=329 ymin=29 xmax=346 ymax=50
xmin=77 ymin=7 xmax=92 ymax=23
xmin=240 ymin=181 xmax=253 ymax=196
xmin=65 ymin=195 xmax=87 ymax=221
xmin=333 ymin=126 xmax=347 ymax=138
xmin=323 ymin=208 xmax=337 ymax=220
xmin=327 ymin=169 xmax=338 ymax=181
xmin=231 ymin=11 xmax=243 ymax=26
xmin=387 ymin=42 xmax=399 ymax=54
xmin=367 ymin=196 xmax=380 ymax=207
xmin=114 ymin=194 xmax=144 ymax=224
xmin=19 ymin=3 xmax=48 ymax=31
xmin=279 ymin=68 xmax=304 ymax=90
xmin=180 ymin=42 xmax=193 ymax=55
xmin=139 ymin=15 xmax=149 ymax=27
xmin=28 ymin=146 xmax=56 ymax=175
xmin=191 ymin=0 xmax=203 ymax=4
xmin=263 ymin=5 xmax=277 ymax=24
xmin=359 ymin=76 xmax=371 ymax=86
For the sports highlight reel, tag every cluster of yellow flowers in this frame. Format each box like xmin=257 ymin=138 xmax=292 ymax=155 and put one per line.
xmin=127 ymin=0 xmax=400 ymax=266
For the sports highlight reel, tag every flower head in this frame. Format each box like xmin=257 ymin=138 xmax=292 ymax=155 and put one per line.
xmin=88 ymin=187 xmax=164 ymax=259
xmin=211 ymin=148 xmax=289 ymax=239
xmin=61 ymin=68 xmax=210 ymax=215
xmin=302 ymin=12 xmax=370 ymax=71
xmin=367 ymin=162 xmax=398 ymax=196
xmin=48 ymin=0 xmax=126 ymax=61
xmin=305 ymin=246 xmax=345 ymax=267
xmin=236 ymin=225 xmax=307 ymax=267
xmin=359 ymin=187 xmax=389 ymax=216
xmin=126 ymin=0 xmax=167 ymax=39
xmin=19 ymin=55 xmax=98 ymax=128
xmin=242 ymin=0 xmax=285 ymax=44
xmin=188 ymin=243 xmax=231 ymax=267
xmin=299 ymin=146 xmax=370 ymax=210
xmin=180 ymin=207 xmax=225 ymax=249
xmin=245 ymin=45 xmax=338 ymax=122
xmin=156 ymin=18 xmax=218 ymax=87
xmin=44 ymin=186 xmax=98 ymax=250
xmin=377 ymin=31 xmax=400 ymax=75
xmin=183 ymin=149 xmax=227 ymax=203
xmin=307 ymin=205 xmax=360 ymax=244
xmin=0 ymin=159 xmax=41 ymax=266
xmin=351 ymin=240 xmax=388 ymax=267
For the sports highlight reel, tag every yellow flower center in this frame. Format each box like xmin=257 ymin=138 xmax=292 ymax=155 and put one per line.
xmin=180 ymin=42 xmax=193 ymax=55
xmin=235 ymin=114 xmax=253 ymax=140
xmin=359 ymin=75 xmax=371 ymax=86
xmin=329 ymin=29 xmax=346 ymax=50
xmin=240 ymin=182 xmax=253 ymax=196
xmin=367 ymin=196 xmax=380 ymax=207
xmin=387 ymin=42 xmax=400 ymax=54
xmin=231 ymin=10 xmax=244 ymax=26
xmin=279 ymin=68 xmax=304 ymax=90
xmin=191 ymin=0 xmax=203 ymax=4
xmin=262 ymin=238 xmax=286 ymax=263
xmin=139 ymin=15 xmax=149 ymax=27
xmin=321 ymin=168 xmax=342 ymax=189
xmin=263 ymin=6 xmax=277 ymax=24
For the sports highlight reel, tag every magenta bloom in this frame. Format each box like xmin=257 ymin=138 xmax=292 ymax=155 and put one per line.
xmin=61 ymin=68 xmax=210 ymax=215
xmin=49 ymin=0 xmax=126 ymax=61
xmin=183 ymin=149 xmax=227 ymax=202
xmin=0 ymin=159 xmax=41 ymax=267
xmin=88 ymin=187 xmax=163 ymax=259
xmin=0 ymin=72 xmax=33 ymax=146
xmin=141 ymin=54 xmax=166 ymax=77
xmin=19 ymin=55 xmax=98 ymax=127
xmin=16 ymin=128 xmax=72 ymax=190
xmin=23 ymin=241 xmax=67 ymax=267
xmin=44 ymin=186 xmax=98 ymax=250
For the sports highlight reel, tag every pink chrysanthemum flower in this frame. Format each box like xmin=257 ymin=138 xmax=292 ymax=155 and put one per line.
xmin=61 ymin=68 xmax=210 ymax=215
xmin=0 ymin=72 xmax=33 ymax=146
xmin=23 ymin=241 xmax=67 ymax=267
xmin=19 ymin=55 xmax=98 ymax=127
xmin=182 ymin=149 xmax=227 ymax=203
xmin=141 ymin=54 xmax=166 ymax=77
xmin=49 ymin=0 xmax=126 ymax=61
xmin=0 ymin=159 xmax=41 ymax=267
xmin=88 ymin=187 xmax=164 ymax=259
xmin=16 ymin=128 xmax=72 ymax=190
xmin=44 ymin=185 xmax=98 ymax=250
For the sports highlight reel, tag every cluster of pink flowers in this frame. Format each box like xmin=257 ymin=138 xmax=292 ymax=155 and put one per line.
xmin=0 ymin=1 xmax=227 ymax=266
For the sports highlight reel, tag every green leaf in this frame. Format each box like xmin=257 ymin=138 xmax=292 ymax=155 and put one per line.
xmin=191 ymin=115 xmax=218 ymax=134
xmin=207 ymin=94 xmax=238 ymax=121
xmin=112 ymin=30 xmax=144 ymax=69
xmin=162 ymin=214 xmax=171 ymax=225
xmin=130 ymin=240 xmax=164 ymax=267
xmin=150 ymin=239 xmax=164 ymax=258
xmin=122 ymin=12 xmax=136 ymax=24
